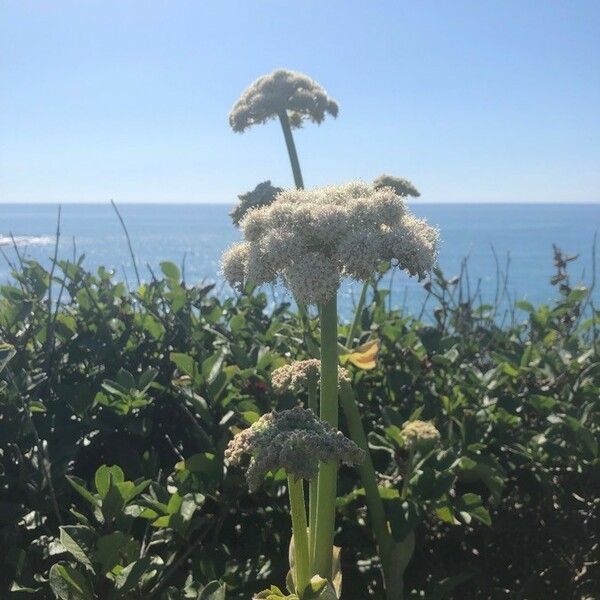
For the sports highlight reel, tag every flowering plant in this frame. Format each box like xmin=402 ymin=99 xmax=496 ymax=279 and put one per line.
xmin=225 ymin=68 xmax=438 ymax=599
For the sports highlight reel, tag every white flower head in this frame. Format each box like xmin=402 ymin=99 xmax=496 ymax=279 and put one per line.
xmin=220 ymin=242 xmax=249 ymax=290
xmin=229 ymin=69 xmax=339 ymax=133
xmin=271 ymin=359 xmax=350 ymax=395
xmin=220 ymin=181 xmax=439 ymax=305
xmin=225 ymin=406 xmax=364 ymax=491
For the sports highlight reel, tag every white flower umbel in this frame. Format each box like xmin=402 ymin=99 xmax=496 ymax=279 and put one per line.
xmin=229 ymin=69 xmax=339 ymax=133
xmin=221 ymin=181 xmax=439 ymax=305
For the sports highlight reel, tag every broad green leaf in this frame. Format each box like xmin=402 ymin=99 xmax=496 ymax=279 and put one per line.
xmin=170 ymin=352 xmax=196 ymax=377
xmin=59 ymin=526 xmax=97 ymax=572
xmin=198 ymin=580 xmax=227 ymax=600
xmin=49 ymin=564 xmax=93 ymax=600
xmin=160 ymin=261 xmax=180 ymax=281
xmin=96 ymin=531 xmax=136 ymax=573
xmin=101 ymin=482 xmax=125 ymax=522
xmin=457 ymin=493 xmax=491 ymax=526
xmin=95 ymin=465 xmax=124 ymax=498
xmin=66 ymin=477 xmax=99 ymax=507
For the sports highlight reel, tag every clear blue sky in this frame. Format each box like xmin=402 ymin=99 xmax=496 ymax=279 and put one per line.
xmin=1 ymin=1 xmax=599 ymax=204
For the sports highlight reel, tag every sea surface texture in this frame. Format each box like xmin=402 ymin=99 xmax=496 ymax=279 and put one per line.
xmin=1 ymin=203 xmax=598 ymax=319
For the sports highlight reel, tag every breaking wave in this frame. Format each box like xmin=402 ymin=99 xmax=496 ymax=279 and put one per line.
xmin=0 ymin=235 xmax=55 ymax=247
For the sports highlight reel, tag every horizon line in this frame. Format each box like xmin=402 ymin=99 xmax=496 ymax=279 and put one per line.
xmin=2 ymin=200 xmax=600 ymax=206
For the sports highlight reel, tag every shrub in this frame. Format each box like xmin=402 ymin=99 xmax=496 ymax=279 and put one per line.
xmin=0 ymin=251 xmax=598 ymax=599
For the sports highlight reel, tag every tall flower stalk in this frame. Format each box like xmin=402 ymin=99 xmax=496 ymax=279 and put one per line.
xmin=278 ymin=109 xmax=305 ymax=189
xmin=222 ymin=181 xmax=439 ymax=595
xmin=229 ymin=68 xmax=338 ymax=193
xmin=229 ymin=69 xmax=338 ymax=189
xmin=228 ymin=69 xmax=339 ymax=350
xmin=312 ymin=296 xmax=338 ymax=576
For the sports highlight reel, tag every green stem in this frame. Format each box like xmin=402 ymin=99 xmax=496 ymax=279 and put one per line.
xmin=288 ymin=475 xmax=310 ymax=597
xmin=346 ymin=280 xmax=370 ymax=347
xmin=313 ymin=296 xmax=338 ymax=578
xmin=307 ymin=380 xmax=318 ymax=569
xmin=278 ymin=110 xmax=304 ymax=189
xmin=339 ymin=380 xmax=407 ymax=599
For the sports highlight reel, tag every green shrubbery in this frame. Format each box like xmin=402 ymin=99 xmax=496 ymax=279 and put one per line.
xmin=0 ymin=251 xmax=598 ymax=599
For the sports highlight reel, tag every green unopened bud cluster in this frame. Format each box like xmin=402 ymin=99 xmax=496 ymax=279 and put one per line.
xmin=373 ymin=174 xmax=420 ymax=198
xmin=400 ymin=420 xmax=441 ymax=451
xmin=225 ymin=406 xmax=364 ymax=492
xmin=230 ymin=180 xmax=283 ymax=227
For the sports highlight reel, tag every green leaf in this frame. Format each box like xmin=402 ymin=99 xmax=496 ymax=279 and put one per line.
xmin=28 ymin=400 xmax=47 ymax=413
xmin=49 ymin=564 xmax=94 ymax=600
xmin=10 ymin=582 xmax=42 ymax=593
xmin=457 ymin=493 xmax=492 ymax=526
xmin=202 ymin=352 xmax=225 ymax=385
xmin=101 ymin=481 xmax=126 ymax=522
xmin=59 ymin=526 xmax=97 ymax=573
xmin=94 ymin=465 xmax=124 ymax=498
xmin=160 ymin=261 xmax=180 ymax=281
xmin=138 ymin=368 xmax=158 ymax=391
xmin=0 ymin=342 xmax=16 ymax=374
xmin=96 ymin=531 xmax=136 ymax=573
xmin=387 ymin=498 xmax=421 ymax=541
xmin=304 ymin=576 xmax=338 ymax=599
xmin=119 ymin=479 xmax=151 ymax=503
xmin=198 ymin=580 xmax=227 ymax=600
xmin=115 ymin=556 xmax=162 ymax=592
xmin=170 ymin=352 xmax=197 ymax=378
xmin=66 ymin=477 xmax=99 ymax=507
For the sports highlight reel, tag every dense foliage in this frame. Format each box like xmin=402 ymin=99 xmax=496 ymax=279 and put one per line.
xmin=0 ymin=249 xmax=598 ymax=599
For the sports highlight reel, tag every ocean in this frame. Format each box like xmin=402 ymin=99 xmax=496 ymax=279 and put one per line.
xmin=1 ymin=203 xmax=599 ymax=319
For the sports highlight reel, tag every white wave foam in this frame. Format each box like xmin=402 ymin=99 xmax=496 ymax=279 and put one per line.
xmin=0 ymin=235 xmax=55 ymax=247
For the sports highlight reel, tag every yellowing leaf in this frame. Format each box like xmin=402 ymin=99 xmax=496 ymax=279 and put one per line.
xmin=340 ymin=338 xmax=380 ymax=370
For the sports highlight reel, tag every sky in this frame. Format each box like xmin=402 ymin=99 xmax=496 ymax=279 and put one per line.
xmin=1 ymin=0 xmax=599 ymax=204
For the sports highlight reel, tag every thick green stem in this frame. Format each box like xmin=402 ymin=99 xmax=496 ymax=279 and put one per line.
xmin=313 ymin=296 xmax=338 ymax=578
xmin=288 ymin=476 xmax=310 ymax=597
xmin=307 ymin=380 xmax=318 ymax=569
xmin=339 ymin=381 xmax=407 ymax=599
xmin=278 ymin=110 xmax=304 ymax=189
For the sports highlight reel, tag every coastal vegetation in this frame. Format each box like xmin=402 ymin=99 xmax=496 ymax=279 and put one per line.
xmin=0 ymin=246 xmax=598 ymax=598
xmin=1 ymin=68 xmax=598 ymax=599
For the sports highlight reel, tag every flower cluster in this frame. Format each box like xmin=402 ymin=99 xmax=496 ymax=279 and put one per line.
xmin=230 ymin=181 xmax=283 ymax=227
xmin=221 ymin=181 xmax=439 ymax=305
xmin=373 ymin=174 xmax=420 ymax=198
xmin=225 ymin=406 xmax=364 ymax=492
xmin=271 ymin=359 xmax=350 ymax=394
xmin=229 ymin=69 xmax=339 ymax=133
xmin=400 ymin=420 xmax=441 ymax=451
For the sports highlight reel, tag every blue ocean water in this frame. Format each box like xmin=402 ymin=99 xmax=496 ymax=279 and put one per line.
xmin=1 ymin=203 xmax=598 ymax=318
